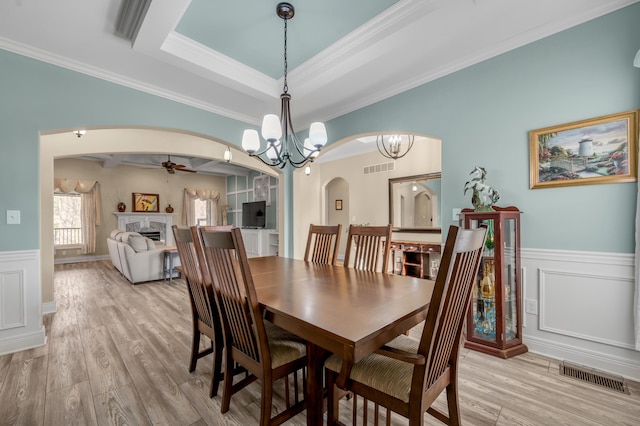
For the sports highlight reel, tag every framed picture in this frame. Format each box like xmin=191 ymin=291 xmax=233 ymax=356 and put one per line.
xmin=529 ymin=110 xmax=638 ymax=189
xmin=132 ymin=193 xmax=159 ymax=212
xmin=335 ymin=199 xmax=342 ymax=210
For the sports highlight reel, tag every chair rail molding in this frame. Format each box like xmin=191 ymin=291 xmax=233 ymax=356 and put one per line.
xmin=0 ymin=249 xmax=46 ymax=355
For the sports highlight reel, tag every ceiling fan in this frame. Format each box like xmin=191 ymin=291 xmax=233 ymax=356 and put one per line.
xmin=161 ymin=155 xmax=196 ymax=174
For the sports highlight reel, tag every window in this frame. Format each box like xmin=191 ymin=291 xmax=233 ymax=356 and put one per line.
xmin=194 ymin=198 xmax=212 ymax=226
xmin=53 ymin=193 xmax=83 ymax=247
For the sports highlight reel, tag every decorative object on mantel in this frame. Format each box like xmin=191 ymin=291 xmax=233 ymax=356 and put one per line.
xmin=165 ymin=204 xmax=174 ymax=213
xmin=117 ymin=202 xmax=126 ymax=212
xmin=464 ymin=166 xmax=500 ymax=212
xmin=132 ymin=192 xmax=159 ymax=212
xmin=376 ymin=134 xmax=415 ymax=160
xmin=241 ymin=2 xmax=327 ymax=169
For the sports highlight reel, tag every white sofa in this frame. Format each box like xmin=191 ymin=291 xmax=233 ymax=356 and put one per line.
xmin=107 ymin=230 xmax=167 ymax=284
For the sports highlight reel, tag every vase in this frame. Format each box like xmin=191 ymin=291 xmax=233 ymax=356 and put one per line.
xmin=165 ymin=204 xmax=174 ymax=213
xmin=117 ymin=202 xmax=126 ymax=212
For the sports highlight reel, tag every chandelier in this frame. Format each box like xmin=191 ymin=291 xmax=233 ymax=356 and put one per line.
xmin=376 ymin=134 xmax=415 ymax=160
xmin=241 ymin=2 xmax=327 ymax=169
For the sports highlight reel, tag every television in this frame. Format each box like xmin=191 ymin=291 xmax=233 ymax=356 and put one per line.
xmin=242 ymin=200 xmax=266 ymax=228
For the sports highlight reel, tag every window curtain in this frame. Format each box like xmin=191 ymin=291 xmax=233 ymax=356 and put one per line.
xmin=53 ymin=178 xmax=102 ymax=254
xmin=182 ymin=188 xmax=219 ymax=226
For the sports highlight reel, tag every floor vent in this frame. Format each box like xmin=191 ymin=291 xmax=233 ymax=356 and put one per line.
xmin=559 ymin=361 xmax=629 ymax=394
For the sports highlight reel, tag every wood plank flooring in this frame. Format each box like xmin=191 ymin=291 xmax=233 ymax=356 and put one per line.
xmin=0 ymin=260 xmax=639 ymax=425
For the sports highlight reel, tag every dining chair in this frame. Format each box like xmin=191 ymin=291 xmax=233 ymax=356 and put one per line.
xmin=343 ymin=224 xmax=392 ymax=273
xmin=198 ymin=227 xmax=307 ymax=426
xmin=304 ymin=224 xmax=342 ymax=265
xmin=325 ymin=225 xmax=487 ymax=426
xmin=171 ymin=225 xmax=225 ymax=398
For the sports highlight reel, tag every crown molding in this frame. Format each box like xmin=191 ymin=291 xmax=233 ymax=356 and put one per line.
xmin=161 ymin=31 xmax=279 ymax=100
xmin=0 ymin=36 xmax=259 ymax=125
xmin=308 ymin=0 xmax=640 ymax=122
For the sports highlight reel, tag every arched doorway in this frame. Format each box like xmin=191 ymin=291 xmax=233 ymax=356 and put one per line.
xmin=39 ymin=127 xmax=278 ymax=310
xmin=326 ymin=177 xmax=349 ymax=258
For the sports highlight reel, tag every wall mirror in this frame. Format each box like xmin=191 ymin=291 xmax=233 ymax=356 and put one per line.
xmin=389 ymin=173 xmax=441 ymax=233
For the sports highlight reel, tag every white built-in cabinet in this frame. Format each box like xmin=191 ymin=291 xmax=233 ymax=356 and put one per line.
xmin=240 ymin=229 xmax=279 ymax=258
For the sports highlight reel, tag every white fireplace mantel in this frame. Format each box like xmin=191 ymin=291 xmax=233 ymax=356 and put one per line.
xmin=114 ymin=212 xmax=175 ymax=246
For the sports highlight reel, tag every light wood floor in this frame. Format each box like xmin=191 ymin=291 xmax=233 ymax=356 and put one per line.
xmin=1 ymin=261 xmax=639 ymax=425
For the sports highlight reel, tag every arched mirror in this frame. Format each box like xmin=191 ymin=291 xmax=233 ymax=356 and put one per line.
xmin=389 ymin=173 xmax=441 ymax=233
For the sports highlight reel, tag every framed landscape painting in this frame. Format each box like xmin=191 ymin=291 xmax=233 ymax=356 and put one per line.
xmin=132 ymin=193 xmax=159 ymax=212
xmin=529 ymin=110 xmax=638 ymax=189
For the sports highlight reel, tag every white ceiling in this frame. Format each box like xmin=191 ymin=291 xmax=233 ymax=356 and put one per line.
xmin=2 ymin=0 xmax=636 ymax=174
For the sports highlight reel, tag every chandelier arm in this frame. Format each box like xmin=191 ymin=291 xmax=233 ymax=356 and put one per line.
xmin=249 ymin=152 xmax=280 ymax=167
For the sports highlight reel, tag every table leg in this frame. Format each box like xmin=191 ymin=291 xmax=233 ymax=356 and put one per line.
xmin=306 ymin=342 xmax=327 ymax=426
xmin=163 ymin=251 xmax=168 ymax=282
xmin=169 ymin=253 xmax=174 ymax=284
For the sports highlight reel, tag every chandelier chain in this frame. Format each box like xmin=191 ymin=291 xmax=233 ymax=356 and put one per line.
xmin=283 ymin=17 xmax=288 ymax=94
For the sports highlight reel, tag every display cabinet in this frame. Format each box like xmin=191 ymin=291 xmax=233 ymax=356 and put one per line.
xmin=460 ymin=206 xmax=527 ymax=358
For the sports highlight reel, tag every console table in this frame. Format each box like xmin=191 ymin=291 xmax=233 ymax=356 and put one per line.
xmin=390 ymin=240 xmax=441 ymax=279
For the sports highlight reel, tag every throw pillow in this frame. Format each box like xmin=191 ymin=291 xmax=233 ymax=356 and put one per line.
xmin=129 ymin=235 xmax=149 ymax=253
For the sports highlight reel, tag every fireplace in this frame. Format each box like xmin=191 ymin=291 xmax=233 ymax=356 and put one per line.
xmin=139 ymin=231 xmax=161 ymax=241
xmin=114 ymin=212 xmax=175 ymax=246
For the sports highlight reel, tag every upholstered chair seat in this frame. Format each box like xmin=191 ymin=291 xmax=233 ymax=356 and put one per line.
xmin=325 ymin=333 xmax=419 ymax=403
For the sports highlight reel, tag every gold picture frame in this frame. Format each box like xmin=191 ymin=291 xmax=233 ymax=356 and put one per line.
xmin=132 ymin=193 xmax=159 ymax=212
xmin=529 ymin=110 xmax=638 ymax=189
xmin=335 ymin=199 xmax=342 ymax=210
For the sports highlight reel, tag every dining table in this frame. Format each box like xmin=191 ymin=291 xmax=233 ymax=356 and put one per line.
xmin=248 ymin=256 xmax=435 ymax=426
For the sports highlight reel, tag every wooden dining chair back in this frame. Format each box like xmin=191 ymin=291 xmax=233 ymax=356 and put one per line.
xmin=198 ymin=227 xmax=307 ymax=426
xmin=343 ymin=224 xmax=392 ymax=273
xmin=304 ymin=224 xmax=342 ymax=265
xmin=171 ymin=225 xmax=223 ymax=397
xmin=326 ymin=225 xmax=487 ymax=426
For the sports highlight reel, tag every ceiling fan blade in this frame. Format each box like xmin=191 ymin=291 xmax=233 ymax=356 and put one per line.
xmin=174 ymin=165 xmax=197 ymax=173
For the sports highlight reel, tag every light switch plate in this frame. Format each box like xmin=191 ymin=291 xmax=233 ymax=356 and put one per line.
xmin=452 ymin=208 xmax=462 ymax=221
xmin=525 ymin=299 xmax=538 ymax=315
xmin=7 ymin=210 xmax=20 ymax=225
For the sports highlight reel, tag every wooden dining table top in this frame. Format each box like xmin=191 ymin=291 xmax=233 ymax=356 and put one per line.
xmin=250 ymin=256 xmax=433 ymax=357
xmin=248 ymin=256 xmax=434 ymax=425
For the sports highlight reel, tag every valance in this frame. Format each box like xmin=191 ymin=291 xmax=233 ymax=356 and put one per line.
xmin=182 ymin=187 xmax=220 ymax=226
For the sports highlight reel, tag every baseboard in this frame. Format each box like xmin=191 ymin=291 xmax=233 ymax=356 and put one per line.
xmin=54 ymin=254 xmax=110 ymax=264
xmin=42 ymin=300 xmax=57 ymax=314
xmin=526 ymin=335 xmax=640 ymax=382
xmin=0 ymin=326 xmax=47 ymax=356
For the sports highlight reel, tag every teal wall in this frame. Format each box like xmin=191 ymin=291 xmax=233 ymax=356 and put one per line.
xmin=0 ymin=4 xmax=638 ymax=254
xmin=326 ymin=4 xmax=640 ymax=253
xmin=0 ymin=50 xmax=254 ymax=251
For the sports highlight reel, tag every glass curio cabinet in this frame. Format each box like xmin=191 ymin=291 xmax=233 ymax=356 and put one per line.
xmin=460 ymin=206 xmax=528 ymax=358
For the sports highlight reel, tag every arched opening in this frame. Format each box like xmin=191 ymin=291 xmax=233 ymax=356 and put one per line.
xmin=293 ymin=132 xmax=442 ymax=260
xmin=39 ymin=126 xmax=279 ymax=308
xmin=325 ymin=177 xmax=349 ymax=258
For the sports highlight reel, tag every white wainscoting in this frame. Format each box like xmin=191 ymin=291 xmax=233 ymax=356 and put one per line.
xmin=521 ymin=248 xmax=640 ymax=380
xmin=0 ymin=250 xmax=46 ymax=355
